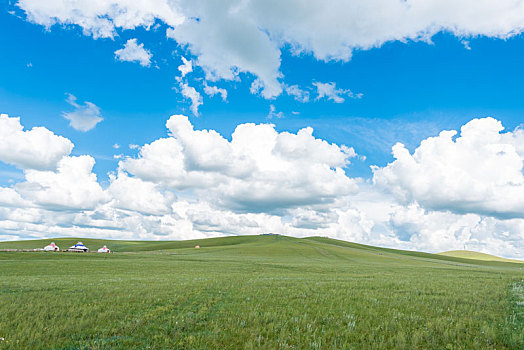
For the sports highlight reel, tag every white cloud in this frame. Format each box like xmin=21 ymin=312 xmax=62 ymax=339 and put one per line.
xmin=285 ymin=84 xmax=310 ymax=103
xmin=373 ymin=118 xmax=524 ymax=219
xmin=114 ymin=38 xmax=152 ymax=67
xmin=203 ymin=83 xmax=227 ymax=101
xmin=108 ymin=172 xmax=174 ymax=215
xmin=178 ymin=82 xmax=203 ymax=116
xmin=341 ymin=184 xmax=524 ymax=259
xmin=0 ymin=114 xmax=73 ymax=170
xmin=16 ymin=156 xmax=108 ymax=210
xmin=384 ymin=202 xmax=524 ymax=259
xmin=0 ymin=114 xmax=362 ymax=244
xmin=0 ymin=187 xmax=30 ymax=208
xmin=62 ymin=94 xmax=103 ymax=132
xmin=166 ymin=4 xmax=283 ymax=99
xmin=313 ymin=82 xmax=362 ymax=103
xmin=461 ymin=40 xmax=471 ymax=50
xmin=251 ymin=0 xmax=524 ymax=59
xmin=16 ymin=0 xmax=184 ymax=39
xmin=0 ymin=116 xmax=107 ymax=211
xmin=1 ymin=114 xmax=523 ymax=259
xmin=267 ymin=104 xmax=284 ymax=119
xmin=121 ymin=114 xmax=358 ymax=212
xmin=19 ymin=0 xmax=524 ymax=99
xmin=178 ymin=56 xmax=192 ymax=77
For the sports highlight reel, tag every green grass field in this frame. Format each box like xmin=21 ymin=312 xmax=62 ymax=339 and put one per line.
xmin=0 ymin=235 xmax=523 ymax=349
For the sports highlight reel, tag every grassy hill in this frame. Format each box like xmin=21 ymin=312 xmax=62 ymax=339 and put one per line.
xmin=0 ymin=235 xmax=522 ymax=349
xmin=438 ymin=250 xmax=524 ymax=264
xmin=2 ymin=234 xmax=522 ymax=268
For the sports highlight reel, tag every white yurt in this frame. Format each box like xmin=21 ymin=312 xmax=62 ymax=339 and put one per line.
xmin=97 ymin=245 xmax=110 ymax=253
xmin=67 ymin=242 xmax=89 ymax=252
xmin=44 ymin=242 xmax=60 ymax=251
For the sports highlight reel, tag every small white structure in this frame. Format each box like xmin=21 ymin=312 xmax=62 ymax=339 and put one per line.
xmin=44 ymin=242 xmax=60 ymax=251
xmin=67 ymin=242 xmax=89 ymax=252
xmin=97 ymin=245 xmax=110 ymax=253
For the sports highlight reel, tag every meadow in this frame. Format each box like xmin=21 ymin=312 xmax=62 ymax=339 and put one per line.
xmin=0 ymin=235 xmax=522 ymax=349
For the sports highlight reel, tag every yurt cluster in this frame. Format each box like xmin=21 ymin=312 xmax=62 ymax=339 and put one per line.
xmin=43 ymin=242 xmax=111 ymax=253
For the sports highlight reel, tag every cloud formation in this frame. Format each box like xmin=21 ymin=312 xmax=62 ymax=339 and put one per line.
xmin=0 ymin=114 xmax=73 ymax=170
xmin=16 ymin=155 xmax=108 ymax=210
xmin=373 ymin=118 xmax=524 ymax=219
xmin=121 ymin=115 xmax=358 ymax=212
xmin=0 ymin=114 xmax=523 ymax=258
xmin=178 ymin=82 xmax=203 ymax=116
xmin=203 ymin=83 xmax=227 ymax=101
xmin=114 ymin=38 xmax=152 ymax=67
xmin=313 ymin=82 xmax=362 ymax=103
xmin=267 ymin=105 xmax=284 ymax=119
xmin=285 ymin=84 xmax=310 ymax=103
xmin=17 ymin=0 xmax=184 ymax=38
xmin=177 ymin=56 xmax=192 ymax=77
xmin=62 ymin=94 xmax=103 ymax=132
xmin=18 ymin=0 xmax=524 ymax=99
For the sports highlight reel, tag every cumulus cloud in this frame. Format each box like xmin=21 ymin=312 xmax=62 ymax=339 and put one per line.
xmin=0 ymin=114 xmax=523 ymax=259
xmin=313 ymin=82 xmax=362 ymax=103
xmin=341 ymin=184 xmax=524 ymax=259
xmin=0 ymin=116 xmax=107 ymax=212
xmin=16 ymin=155 xmax=108 ymax=210
xmin=108 ymin=172 xmax=174 ymax=215
xmin=384 ymin=202 xmax=524 ymax=259
xmin=0 ymin=113 xmax=363 ymax=245
xmin=19 ymin=0 xmax=524 ymax=99
xmin=121 ymin=114 xmax=358 ymax=212
xmin=0 ymin=114 xmax=73 ymax=170
xmin=114 ymin=38 xmax=152 ymax=67
xmin=0 ymin=187 xmax=30 ymax=208
xmin=373 ymin=118 xmax=524 ymax=219
xmin=62 ymin=94 xmax=103 ymax=132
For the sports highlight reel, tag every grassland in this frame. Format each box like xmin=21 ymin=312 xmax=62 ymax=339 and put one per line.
xmin=0 ymin=235 xmax=522 ymax=349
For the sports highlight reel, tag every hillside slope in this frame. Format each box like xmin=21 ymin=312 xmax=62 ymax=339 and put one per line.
xmin=438 ymin=250 xmax=523 ymax=263
xmin=1 ymin=235 xmax=522 ymax=268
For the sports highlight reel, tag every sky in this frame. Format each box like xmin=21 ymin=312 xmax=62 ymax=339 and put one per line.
xmin=0 ymin=0 xmax=523 ymax=258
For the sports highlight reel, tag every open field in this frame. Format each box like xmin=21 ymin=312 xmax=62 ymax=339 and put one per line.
xmin=0 ymin=235 xmax=523 ymax=349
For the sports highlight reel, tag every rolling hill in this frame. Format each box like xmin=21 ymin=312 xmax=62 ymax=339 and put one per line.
xmin=438 ymin=250 xmax=523 ymax=263
xmin=0 ymin=235 xmax=521 ymax=267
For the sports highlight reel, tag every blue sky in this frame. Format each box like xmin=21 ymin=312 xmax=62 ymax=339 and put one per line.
xmin=3 ymin=3 xmax=524 ymax=182
xmin=0 ymin=1 xmax=523 ymax=257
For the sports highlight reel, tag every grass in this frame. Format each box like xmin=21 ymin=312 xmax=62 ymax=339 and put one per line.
xmin=0 ymin=235 xmax=523 ymax=349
